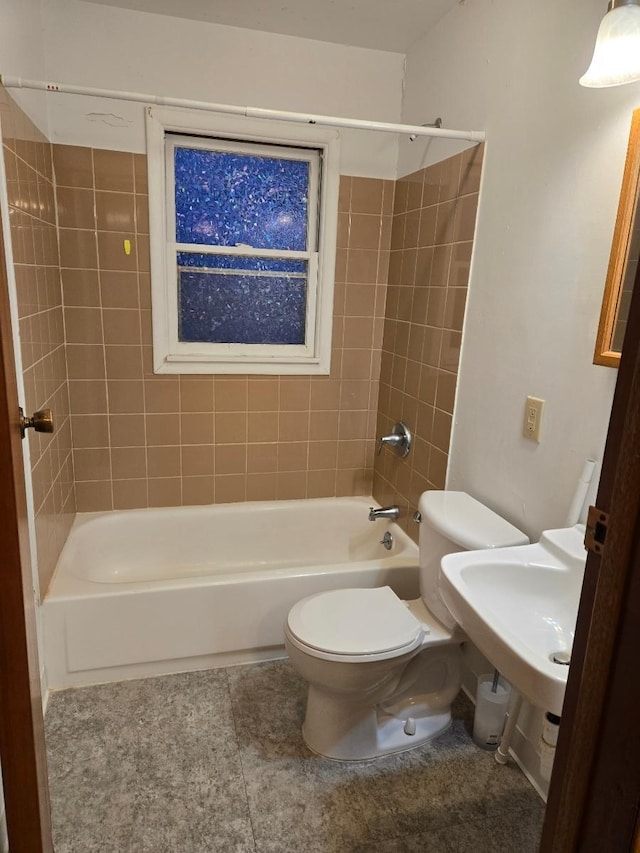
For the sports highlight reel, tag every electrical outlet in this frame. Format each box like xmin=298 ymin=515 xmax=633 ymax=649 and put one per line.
xmin=523 ymin=396 xmax=544 ymax=442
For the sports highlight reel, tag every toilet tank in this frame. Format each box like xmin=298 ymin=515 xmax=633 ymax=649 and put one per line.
xmin=418 ymin=491 xmax=529 ymax=631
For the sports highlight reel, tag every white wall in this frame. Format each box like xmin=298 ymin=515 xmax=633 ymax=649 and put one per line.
xmin=400 ymin=0 xmax=636 ymax=540
xmin=38 ymin=0 xmax=405 ymax=178
xmin=0 ymin=0 xmax=48 ymax=134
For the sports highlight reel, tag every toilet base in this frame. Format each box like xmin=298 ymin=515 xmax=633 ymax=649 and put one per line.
xmin=302 ymin=685 xmax=453 ymax=761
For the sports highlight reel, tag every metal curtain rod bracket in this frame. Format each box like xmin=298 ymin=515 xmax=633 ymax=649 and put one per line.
xmin=409 ymin=118 xmax=443 ymax=142
xmin=0 ymin=75 xmax=486 ymax=144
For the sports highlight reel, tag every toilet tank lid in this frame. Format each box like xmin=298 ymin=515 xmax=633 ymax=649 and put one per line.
xmin=419 ymin=491 xmax=529 ymax=550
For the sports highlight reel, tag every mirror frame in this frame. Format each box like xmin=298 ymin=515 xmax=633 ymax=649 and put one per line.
xmin=594 ymin=108 xmax=640 ymax=369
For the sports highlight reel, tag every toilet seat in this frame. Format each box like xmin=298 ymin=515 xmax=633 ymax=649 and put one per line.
xmin=286 ymin=586 xmax=425 ymax=663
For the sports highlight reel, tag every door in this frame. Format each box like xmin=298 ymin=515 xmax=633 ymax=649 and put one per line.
xmin=540 ymin=247 xmax=640 ymax=848
xmin=0 ymin=218 xmax=53 ymax=849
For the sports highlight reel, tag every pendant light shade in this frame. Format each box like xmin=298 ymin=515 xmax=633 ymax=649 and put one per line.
xmin=580 ymin=0 xmax=640 ymax=88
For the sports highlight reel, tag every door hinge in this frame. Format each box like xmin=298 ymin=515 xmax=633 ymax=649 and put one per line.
xmin=585 ymin=505 xmax=609 ymax=555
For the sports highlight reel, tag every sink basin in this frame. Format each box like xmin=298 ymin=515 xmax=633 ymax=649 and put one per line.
xmin=440 ymin=526 xmax=587 ymax=715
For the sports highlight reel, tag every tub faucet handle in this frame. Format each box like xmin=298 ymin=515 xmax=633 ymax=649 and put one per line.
xmin=376 ymin=421 xmax=412 ymax=458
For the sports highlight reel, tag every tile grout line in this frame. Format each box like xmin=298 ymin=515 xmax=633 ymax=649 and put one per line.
xmin=222 ymin=666 xmax=260 ymax=853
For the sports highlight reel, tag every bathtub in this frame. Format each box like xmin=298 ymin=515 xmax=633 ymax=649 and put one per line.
xmin=43 ymin=497 xmax=419 ymax=689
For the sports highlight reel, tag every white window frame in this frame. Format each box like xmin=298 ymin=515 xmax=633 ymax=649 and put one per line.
xmin=146 ymin=107 xmax=340 ymax=374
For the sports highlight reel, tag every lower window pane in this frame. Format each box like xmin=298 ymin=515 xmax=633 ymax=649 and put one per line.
xmin=178 ymin=257 xmax=307 ymax=345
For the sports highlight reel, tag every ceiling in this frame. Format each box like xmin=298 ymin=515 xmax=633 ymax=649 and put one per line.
xmin=81 ymin=0 xmax=461 ymax=53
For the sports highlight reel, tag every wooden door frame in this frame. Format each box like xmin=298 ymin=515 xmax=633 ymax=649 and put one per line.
xmin=0 ymin=212 xmax=53 ymax=846
xmin=540 ymin=250 xmax=640 ymax=849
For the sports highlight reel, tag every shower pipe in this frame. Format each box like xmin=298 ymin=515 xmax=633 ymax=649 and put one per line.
xmin=0 ymin=75 xmax=485 ymax=143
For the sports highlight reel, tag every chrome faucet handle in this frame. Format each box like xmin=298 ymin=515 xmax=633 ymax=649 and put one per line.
xmin=377 ymin=434 xmax=402 ymax=455
xmin=376 ymin=422 xmax=412 ymax=458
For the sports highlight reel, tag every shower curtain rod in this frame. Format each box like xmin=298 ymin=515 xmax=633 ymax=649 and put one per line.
xmin=0 ymin=75 xmax=485 ymax=143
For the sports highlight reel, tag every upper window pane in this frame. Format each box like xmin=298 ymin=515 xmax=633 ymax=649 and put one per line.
xmin=174 ymin=145 xmax=310 ymax=251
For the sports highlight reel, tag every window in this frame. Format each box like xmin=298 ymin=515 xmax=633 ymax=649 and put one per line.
xmin=146 ymin=108 xmax=340 ymax=374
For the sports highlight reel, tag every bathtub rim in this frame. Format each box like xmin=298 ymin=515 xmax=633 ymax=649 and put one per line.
xmin=44 ymin=495 xmax=419 ymax=601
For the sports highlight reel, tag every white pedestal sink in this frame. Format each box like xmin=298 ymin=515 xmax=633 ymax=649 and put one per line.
xmin=439 ymin=525 xmax=587 ymax=716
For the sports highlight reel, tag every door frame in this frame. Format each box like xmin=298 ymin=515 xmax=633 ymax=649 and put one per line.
xmin=0 ymin=218 xmax=53 ymax=849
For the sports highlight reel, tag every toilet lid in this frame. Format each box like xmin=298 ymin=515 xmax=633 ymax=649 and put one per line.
xmin=287 ymin=586 xmax=424 ymax=656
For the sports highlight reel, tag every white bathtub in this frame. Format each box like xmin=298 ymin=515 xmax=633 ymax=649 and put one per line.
xmin=43 ymin=497 xmax=419 ymax=689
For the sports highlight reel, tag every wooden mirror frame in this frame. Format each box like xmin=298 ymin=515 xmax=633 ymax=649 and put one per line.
xmin=594 ymin=108 xmax=640 ymax=368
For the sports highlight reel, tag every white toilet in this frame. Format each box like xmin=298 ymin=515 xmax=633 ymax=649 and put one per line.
xmin=284 ymin=490 xmax=529 ymax=760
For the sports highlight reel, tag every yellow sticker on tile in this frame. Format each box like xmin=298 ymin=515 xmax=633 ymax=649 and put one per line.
xmin=124 ymin=239 xmax=131 ymax=255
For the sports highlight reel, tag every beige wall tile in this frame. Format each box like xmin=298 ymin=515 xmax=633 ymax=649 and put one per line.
xmin=181 ymin=445 xmax=214 ymax=476
xmin=133 ymin=154 xmax=148 ymax=193
xmin=277 ymin=471 xmax=306 ymax=500
xmin=182 ymin=476 xmax=214 ymax=506
xmin=248 ymin=379 xmax=279 ymax=411
xmin=279 ymin=411 xmax=309 ymax=442
xmin=145 ymin=379 xmax=180 ymax=413
xmin=309 ymin=411 xmax=339 ymax=441
xmin=59 ymin=229 xmax=97 ymax=269
xmin=148 ymin=477 xmax=182 ymax=508
xmin=215 ymin=474 xmax=246 ymax=504
xmin=96 ymin=190 xmax=135 ymax=232
xmin=66 ymin=344 xmax=104 ymax=380
xmin=105 ymin=345 xmax=143 ymax=380
xmin=110 ymin=414 xmax=146 ymax=447
xmin=113 ymin=479 xmax=148 ymax=510
xmin=310 ymin=380 xmax=341 ymax=410
xmin=65 ymin=306 xmax=103 ymax=345
xmin=181 ymin=413 xmax=214 ymax=445
xmin=135 ymin=195 xmax=149 ymax=234
xmin=98 ymin=231 xmax=138 ymax=272
xmin=373 ymin=147 xmax=484 ymax=524
xmin=48 ymin=143 xmax=412 ymax=509
xmin=100 ymin=271 xmax=139 ymax=309
xmin=53 ymin=145 xmax=93 ymax=189
xmin=62 ymin=269 xmax=100 ymax=307
xmin=246 ymin=472 xmax=278 ymax=502
xmin=73 ymin=448 xmax=111 ymax=481
xmin=146 ymin=413 xmax=180 ymax=446
xmin=107 ymin=380 xmax=144 ymax=414
xmin=71 ymin=414 xmax=109 ymax=448
xmin=75 ymin=480 xmax=112 ymax=512
xmin=56 ymin=187 xmax=95 ymax=229
xmin=215 ymin=412 xmax=247 ymax=444
xmin=69 ymin=380 xmax=108 ymax=414
xmin=247 ymin=443 xmax=278 ymax=473
xmin=215 ymin=379 xmax=248 ymax=412
xmin=215 ymin=444 xmax=247 ymax=475
xmin=350 ymin=178 xmax=384 ymax=215
xmin=93 ymin=150 xmax=134 ymax=193
xmin=147 ymin=446 xmax=181 ymax=478
xmin=278 ymin=442 xmax=308 ymax=472
xmin=248 ymin=411 xmax=278 ymax=443
xmin=111 ymin=446 xmax=147 ymax=480
xmin=180 ymin=378 xmax=214 ymax=412
xmin=307 ymin=469 xmax=337 ymax=498
xmin=102 ymin=308 xmax=142 ymax=345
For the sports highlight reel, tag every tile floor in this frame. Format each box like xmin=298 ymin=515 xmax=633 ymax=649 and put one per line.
xmin=45 ymin=660 xmax=544 ymax=852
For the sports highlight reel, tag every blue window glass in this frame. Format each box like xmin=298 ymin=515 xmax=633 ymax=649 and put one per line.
xmin=177 ymin=252 xmax=306 ymax=274
xmin=174 ymin=145 xmax=309 ymax=251
xmin=177 ymin=255 xmax=307 ymax=345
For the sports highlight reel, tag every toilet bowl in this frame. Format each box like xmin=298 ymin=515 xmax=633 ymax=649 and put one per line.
xmin=284 ymin=491 xmax=529 ymax=760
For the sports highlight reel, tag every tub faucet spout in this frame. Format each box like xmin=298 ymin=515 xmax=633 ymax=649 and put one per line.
xmin=368 ymin=505 xmax=400 ymax=522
